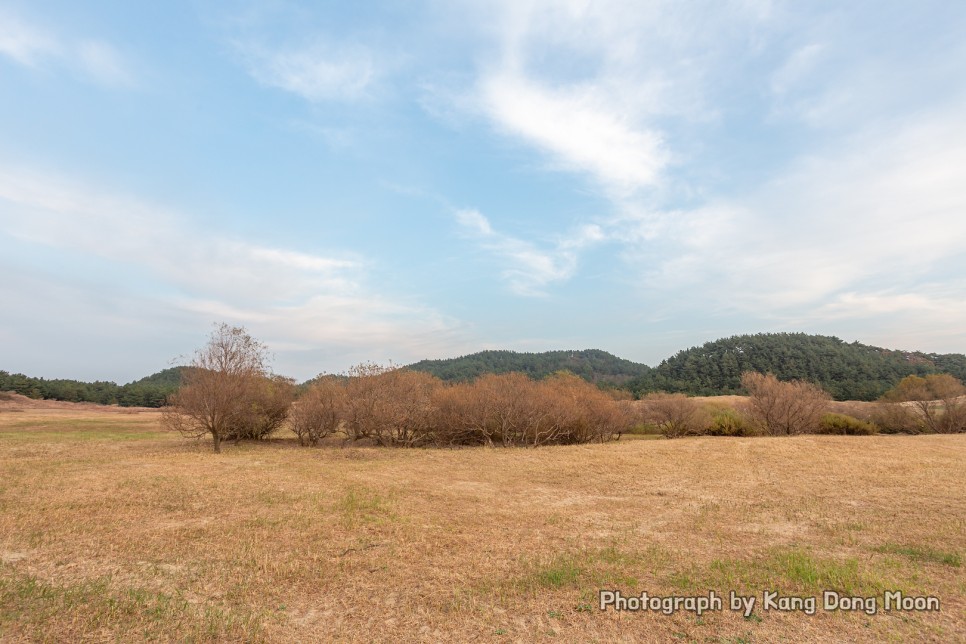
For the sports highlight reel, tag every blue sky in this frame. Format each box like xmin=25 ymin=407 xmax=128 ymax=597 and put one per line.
xmin=2 ymin=0 xmax=965 ymax=383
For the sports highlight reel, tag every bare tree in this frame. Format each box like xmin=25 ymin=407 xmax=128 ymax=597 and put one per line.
xmin=882 ymin=374 xmax=966 ymax=433
xmin=741 ymin=371 xmax=830 ymax=436
xmin=162 ymin=324 xmax=290 ymax=452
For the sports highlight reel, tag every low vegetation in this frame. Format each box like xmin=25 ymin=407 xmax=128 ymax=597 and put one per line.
xmin=8 ymin=332 xmax=966 ymax=408
xmin=628 ymin=332 xmax=966 ymax=400
xmin=1 ymin=405 xmax=963 ymax=641
xmin=153 ymin=327 xmax=966 ymax=452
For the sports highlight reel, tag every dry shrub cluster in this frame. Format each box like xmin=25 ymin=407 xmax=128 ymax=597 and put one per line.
xmin=290 ymin=376 xmax=346 ymax=446
xmin=880 ymin=374 xmax=966 ymax=434
xmin=639 ymin=393 xmax=709 ymax=438
xmin=741 ymin=371 xmax=831 ymax=436
xmin=293 ymin=369 xmax=632 ymax=447
xmin=869 ymin=403 xmax=923 ymax=434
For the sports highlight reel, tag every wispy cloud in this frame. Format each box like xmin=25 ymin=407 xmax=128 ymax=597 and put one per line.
xmin=0 ymin=9 xmax=136 ymax=88
xmin=454 ymin=208 xmax=602 ymax=296
xmin=479 ymin=72 xmax=667 ymax=195
xmin=76 ymin=40 xmax=135 ymax=87
xmin=0 ymin=166 xmax=469 ymax=377
xmin=0 ymin=9 xmax=58 ymax=65
xmin=620 ymin=99 xmax=966 ymax=331
xmin=237 ymin=40 xmax=377 ymax=102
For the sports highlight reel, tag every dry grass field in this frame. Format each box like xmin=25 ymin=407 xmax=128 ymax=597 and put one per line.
xmin=1 ymin=402 xmax=964 ymax=643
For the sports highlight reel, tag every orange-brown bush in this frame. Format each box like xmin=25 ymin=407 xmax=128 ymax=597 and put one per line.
xmin=341 ymin=369 xmax=629 ymax=447
xmin=226 ymin=375 xmax=296 ymax=441
xmin=162 ymin=324 xmax=294 ymax=452
xmin=639 ymin=393 xmax=708 ymax=438
xmin=741 ymin=371 xmax=831 ymax=436
xmin=869 ymin=402 xmax=924 ymax=434
xmin=882 ymin=374 xmax=966 ymax=434
xmin=342 ymin=364 xmax=441 ymax=447
xmin=539 ymin=372 xmax=633 ymax=445
xmin=291 ymin=377 xmax=347 ymax=446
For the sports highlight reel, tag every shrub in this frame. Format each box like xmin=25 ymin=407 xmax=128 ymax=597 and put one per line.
xmin=818 ymin=413 xmax=877 ymax=435
xmin=428 ymin=372 xmax=630 ymax=447
xmin=541 ymin=372 xmax=634 ymax=444
xmin=869 ymin=403 xmax=924 ymax=434
xmin=291 ymin=377 xmax=346 ymax=446
xmin=741 ymin=372 xmax=830 ymax=435
xmin=343 ymin=364 xmax=440 ymax=447
xmin=162 ymin=324 xmax=293 ymax=452
xmin=640 ymin=393 xmax=708 ymax=438
xmin=882 ymin=374 xmax=966 ymax=434
xmin=707 ymin=406 xmax=757 ymax=436
xmin=224 ymin=375 xmax=296 ymax=441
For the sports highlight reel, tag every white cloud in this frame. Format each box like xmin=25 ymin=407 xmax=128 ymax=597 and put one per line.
xmin=620 ymin=99 xmax=966 ymax=332
xmin=0 ymin=10 xmax=135 ymax=88
xmin=0 ymin=10 xmax=59 ymax=65
xmin=0 ymin=166 xmax=470 ymax=378
xmin=76 ymin=40 xmax=135 ymax=87
xmin=239 ymin=41 xmax=376 ymax=102
xmin=454 ymin=208 xmax=603 ymax=296
xmin=454 ymin=208 xmax=493 ymax=236
xmin=479 ymin=72 xmax=667 ymax=194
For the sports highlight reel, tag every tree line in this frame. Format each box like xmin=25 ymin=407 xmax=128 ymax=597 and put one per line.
xmin=407 ymin=349 xmax=651 ymax=385
xmin=0 ymin=368 xmax=182 ymax=407
xmin=107 ymin=325 xmax=965 ymax=453
xmin=5 ymin=332 xmax=965 ymax=407
xmin=164 ymin=325 xmax=633 ymax=452
xmin=627 ymin=333 xmax=966 ymax=401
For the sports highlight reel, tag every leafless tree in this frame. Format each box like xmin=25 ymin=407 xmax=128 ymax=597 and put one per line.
xmin=162 ymin=324 xmax=291 ymax=452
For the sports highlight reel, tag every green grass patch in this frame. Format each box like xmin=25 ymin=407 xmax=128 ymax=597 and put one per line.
xmin=0 ymin=418 xmax=167 ymax=442
xmin=337 ymin=485 xmax=396 ymax=527
xmin=874 ymin=544 xmax=961 ymax=568
xmin=682 ymin=547 xmax=896 ymax=596
xmin=0 ymin=573 xmax=268 ymax=642
xmin=516 ymin=547 xmax=648 ymax=595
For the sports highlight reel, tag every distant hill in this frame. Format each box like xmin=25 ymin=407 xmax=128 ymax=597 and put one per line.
xmin=407 ymin=349 xmax=651 ymax=385
xmin=5 ymin=334 xmax=964 ymax=406
xmin=127 ymin=367 xmax=184 ymax=389
xmin=627 ymin=333 xmax=966 ymax=401
xmin=0 ymin=367 xmax=184 ymax=408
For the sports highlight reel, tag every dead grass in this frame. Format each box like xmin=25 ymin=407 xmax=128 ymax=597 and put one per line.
xmin=1 ymin=406 xmax=964 ymax=642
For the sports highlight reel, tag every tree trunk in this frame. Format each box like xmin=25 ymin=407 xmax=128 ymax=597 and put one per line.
xmin=212 ymin=431 xmax=222 ymax=453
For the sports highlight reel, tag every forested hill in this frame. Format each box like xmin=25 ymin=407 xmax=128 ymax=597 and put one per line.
xmin=5 ymin=335 xmax=965 ymax=406
xmin=0 ymin=367 xmax=183 ymax=407
xmin=627 ymin=333 xmax=966 ymax=401
xmin=407 ymin=349 xmax=651 ymax=385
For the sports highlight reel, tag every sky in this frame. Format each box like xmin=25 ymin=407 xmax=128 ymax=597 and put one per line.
xmin=1 ymin=0 xmax=965 ymax=383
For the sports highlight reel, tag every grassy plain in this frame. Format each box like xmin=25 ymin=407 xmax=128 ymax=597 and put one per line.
xmin=0 ymin=403 xmax=964 ymax=642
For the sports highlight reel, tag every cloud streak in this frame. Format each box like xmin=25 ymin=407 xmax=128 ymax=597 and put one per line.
xmin=0 ymin=9 xmax=135 ymax=88
xmin=234 ymin=36 xmax=378 ymax=103
xmin=0 ymin=166 xmax=468 ymax=378
xmin=455 ymin=208 xmax=602 ymax=296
